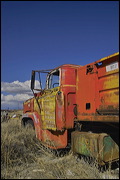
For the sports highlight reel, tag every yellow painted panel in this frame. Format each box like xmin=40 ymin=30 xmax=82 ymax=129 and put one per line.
xmin=99 ymin=52 xmax=119 ymax=62
xmin=34 ymin=87 xmax=60 ymax=130
xmin=99 ymin=73 xmax=119 ymax=91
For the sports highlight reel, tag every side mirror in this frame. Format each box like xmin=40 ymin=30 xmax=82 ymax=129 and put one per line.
xmin=31 ymin=71 xmax=35 ymax=90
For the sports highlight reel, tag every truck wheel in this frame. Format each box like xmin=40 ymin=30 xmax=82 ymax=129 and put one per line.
xmin=25 ymin=119 xmax=34 ymax=129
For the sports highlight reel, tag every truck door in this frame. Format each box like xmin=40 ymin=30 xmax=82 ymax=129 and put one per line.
xmin=39 ymin=69 xmax=60 ymax=131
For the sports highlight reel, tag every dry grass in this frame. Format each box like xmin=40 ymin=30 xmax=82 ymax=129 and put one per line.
xmin=1 ymin=113 xmax=119 ymax=179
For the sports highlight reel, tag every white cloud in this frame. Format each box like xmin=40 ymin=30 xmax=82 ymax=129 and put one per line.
xmin=1 ymin=93 xmax=34 ymax=110
xmin=1 ymin=80 xmax=33 ymax=95
xmin=1 ymin=93 xmax=33 ymax=102
xmin=1 ymin=80 xmax=40 ymax=109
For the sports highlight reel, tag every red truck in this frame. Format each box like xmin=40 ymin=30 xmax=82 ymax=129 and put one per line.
xmin=22 ymin=52 xmax=119 ymax=164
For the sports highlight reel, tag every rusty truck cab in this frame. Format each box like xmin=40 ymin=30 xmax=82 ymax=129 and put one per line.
xmin=40 ymin=64 xmax=80 ymax=130
xmin=28 ymin=64 xmax=80 ymax=149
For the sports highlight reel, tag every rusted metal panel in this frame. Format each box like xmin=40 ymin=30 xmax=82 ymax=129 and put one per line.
xmin=23 ymin=98 xmax=34 ymax=113
xmin=61 ymin=67 xmax=77 ymax=86
xmin=42 ymin=94 xmax=56 ymax=129
xmin=66 ymin=92 xmax=76 ymax=128
xmin=56 ymin=90 xmax=65 ymax=130
xmin=76 ymin=64 xmax=97 ymax=114
xmin=34 ymin=87 xmax=60 ymax=131
xmin=75 ymin=115 xmax=119 ymax=122
xmin=97 ymin=54 xmax=119 ymax=115
xmin=98 ymin=52 xmax=119 ymax=62
xmin=71 ymin=131 xmax=119 ymax=164
xmin=76 ymin=52 xmax=119 ymax=122
xmin=61 ymin=66 xmax=78 ymax=128
xmin=41 ymin=129 xmax=68 ymax=149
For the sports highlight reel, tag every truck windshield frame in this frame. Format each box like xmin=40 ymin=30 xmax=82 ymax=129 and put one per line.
xmin=46 ymin=69 xmax=60 ymax=89
xmin=31 ymin=69 xmax=53 ymax=91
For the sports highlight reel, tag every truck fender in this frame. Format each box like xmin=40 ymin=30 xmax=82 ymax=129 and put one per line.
xmin=22 ymin=112 xmax=39 ymax=125
xmin=22 ymin=112 xmax=42 ymax=139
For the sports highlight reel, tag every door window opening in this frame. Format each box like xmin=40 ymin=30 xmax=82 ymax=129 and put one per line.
xmin=47 ymin=70 xmax=60 ymax=89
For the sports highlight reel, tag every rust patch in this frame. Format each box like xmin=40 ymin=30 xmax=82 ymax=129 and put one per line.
xmin=114 ymin=91 xmax=119 ymax=95
xmin=56 ymin=91 xmax=63 ymax=106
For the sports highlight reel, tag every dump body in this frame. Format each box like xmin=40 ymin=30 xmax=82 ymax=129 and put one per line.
xmin=76 ymin=52 xmax=119 ymax=122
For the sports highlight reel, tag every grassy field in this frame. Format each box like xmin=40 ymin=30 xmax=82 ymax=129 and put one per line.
xmin=1 ymin=110 xmax=119 ymax=179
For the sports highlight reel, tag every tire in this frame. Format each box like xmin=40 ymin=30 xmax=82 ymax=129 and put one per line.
xmin=25 ymin=119 xmax=34 ymax=129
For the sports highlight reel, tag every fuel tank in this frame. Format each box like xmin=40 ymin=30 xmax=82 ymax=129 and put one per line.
xmin=71 ymin=131 xmax=119 ymax=165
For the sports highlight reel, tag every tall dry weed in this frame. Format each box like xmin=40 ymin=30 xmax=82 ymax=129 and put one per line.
xmin=1 ymin=118 xmax=119 ymax=179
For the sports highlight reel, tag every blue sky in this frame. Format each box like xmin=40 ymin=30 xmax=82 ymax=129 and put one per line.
xmin=1 ymin=1 xmax=119 ymax=109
